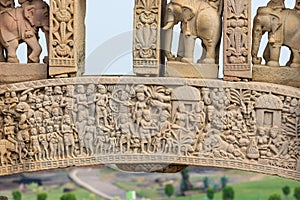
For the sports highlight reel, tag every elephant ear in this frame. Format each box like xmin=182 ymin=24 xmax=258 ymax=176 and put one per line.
xmin=182 ymin=7 xmax=195 ymax=22
xmin=24 ymin=5 xmax=35 ymax=26
xmin=270 ymin=13 xmax=282 ymax=33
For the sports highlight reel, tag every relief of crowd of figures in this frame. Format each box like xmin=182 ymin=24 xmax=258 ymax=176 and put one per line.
xmin=0 ymin=83 xmax=299 ymax=171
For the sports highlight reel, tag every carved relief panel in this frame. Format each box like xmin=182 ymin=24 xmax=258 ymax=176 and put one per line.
xmin=0 ymin=77 xmax=298 ymax=180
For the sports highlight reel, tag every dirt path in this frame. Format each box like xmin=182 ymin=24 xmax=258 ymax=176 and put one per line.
xmin=70 ymin=168 xmax=129 ymax=200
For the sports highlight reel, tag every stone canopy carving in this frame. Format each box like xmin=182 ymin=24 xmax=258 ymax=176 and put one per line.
xmin=0 ymin=77 xmax=299 ymax=180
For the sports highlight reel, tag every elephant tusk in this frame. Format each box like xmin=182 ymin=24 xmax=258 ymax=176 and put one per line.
xmin=163 ymin=21 xmax=175 ymax=30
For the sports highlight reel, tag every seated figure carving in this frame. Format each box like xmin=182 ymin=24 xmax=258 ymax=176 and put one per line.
xmin=252 ymin=0 xmax=300 ymax=67
xmin=0 ymin=0 xmax=49 ymax=63
xmin=163 ymin=0 xmax=223 ymax=64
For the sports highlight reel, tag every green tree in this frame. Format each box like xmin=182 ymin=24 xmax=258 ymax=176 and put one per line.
xmin=60 ymin=193 xmax=77 ymax=200
xmin=220 ymin=176 xmax=229 ymax=189
xmin=294 ymin=187 xmax=300 ymax=200
xmin=268 ymin=194 xmax=282 ymax=200
xmin=12 ymin=190 xmax=22 ymax=200
xmin=206 ymin=187 xmax=214 ymax=200
xmin=282 ymin=186 xmax=290 ymax=200
xmin=203 ymin=176 xmax=210 ymax=190
xmin=180 ymin=168 xmax=193 ymax=195
xmin=165 ymin=184 xmax=174 ymax=198
xmin=37 ymin=193 xmax=47 ymax=200
xmin=222 ymin=186 xmax=234 ymax=200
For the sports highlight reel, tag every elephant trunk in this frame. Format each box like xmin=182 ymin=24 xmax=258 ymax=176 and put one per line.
xmin=162 ymin=3 xmax=176 ymax=61
xmin=251 ymin=19 xmax=263 ymax=65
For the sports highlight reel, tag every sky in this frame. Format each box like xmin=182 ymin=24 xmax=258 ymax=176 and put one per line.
xmin=16 ymin=0 xmax=297 ymax=75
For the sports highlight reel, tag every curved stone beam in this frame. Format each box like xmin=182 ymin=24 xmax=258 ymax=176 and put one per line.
xmin=0 ymin=77 xmax=299 ymax=180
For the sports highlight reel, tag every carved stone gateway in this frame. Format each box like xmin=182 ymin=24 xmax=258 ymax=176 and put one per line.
xmin=0 ymin=77 xmax=299 ymax=180
xmin=0 ymin=0 xmax=299 ymax=184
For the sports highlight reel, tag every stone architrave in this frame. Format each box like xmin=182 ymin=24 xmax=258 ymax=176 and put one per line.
xmin=223 ymin=0 xmax=252 ymax=80
xmin=0 ymin=77 xmax=299 ymax=181
xmin=49 ymin=0 xmax=86 ymax=77
xmin=133 ymin=0 xmax=165 ymax=76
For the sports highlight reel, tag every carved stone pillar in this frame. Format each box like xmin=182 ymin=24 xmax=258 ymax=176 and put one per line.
xmin=223 ymin=0 xmax=252 ymax=81
xmin=133 ymin=0 xmax=166 ymax=76
xmin=49 ymin=0 xmax=86 ymax=77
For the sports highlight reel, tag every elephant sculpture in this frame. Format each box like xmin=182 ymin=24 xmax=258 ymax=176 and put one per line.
xmin=252 ymin=3 xmax=300 ymax=67
xmin=163 ymin=0 xmax=223 ymax=64
xmin=0 ymin=0 xmax=49 ymax=63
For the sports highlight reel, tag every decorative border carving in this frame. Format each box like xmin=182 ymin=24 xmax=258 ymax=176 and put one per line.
xmin=223 ymin=0 xmax=252 ymax=80
xmin=133 ymin=0 xmax=164 ymax=76
xmin=0 ymin=77 xmax=298 ymax=180
xmin=49 ymin=0 xmax=85 ymax=76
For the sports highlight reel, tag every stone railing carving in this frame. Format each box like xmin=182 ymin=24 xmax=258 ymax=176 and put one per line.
xmin=0 ymin=77 xmax=299 ymax=180
xmin=49 ymin=0 xmax=85 ymax=76
xmin=223 ymin=0 xmax=252 ymax=81
xmin=133 ymin=0 xmax=164 ymax=76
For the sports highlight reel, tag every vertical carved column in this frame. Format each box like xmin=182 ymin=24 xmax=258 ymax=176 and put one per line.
xmin=133 ymin=0 xmax=165 ymax=76
xmin=223 ymin=0 xmax=252 ymax=80
xmin=49 ymin=0 xmax=86 ymax=77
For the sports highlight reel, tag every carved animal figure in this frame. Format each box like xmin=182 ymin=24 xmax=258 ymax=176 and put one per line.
xmin=163 ymin=0 xmax=223 ymax=64
xmin=0 ymin=0 xmax=49 ymax=63
xmin=0 ymin=139 xmax=16 ymax=165
xmin=252 ymin=6 xmax=300 ymax=67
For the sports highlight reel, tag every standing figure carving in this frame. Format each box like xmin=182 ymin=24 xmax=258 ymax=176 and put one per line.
xmin=163 ymin=0 xmax=223 ymax=64
xmin=252 ymin=0 xmax=300 ymax=67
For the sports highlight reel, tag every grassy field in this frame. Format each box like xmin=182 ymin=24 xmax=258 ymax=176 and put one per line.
xmin=111 ymin=168 xmax=300 ymax=200
xmin=0 ymin=183 xmax=104 ymax=200
xmin=162 ymin=175 xmax=300 ymax=200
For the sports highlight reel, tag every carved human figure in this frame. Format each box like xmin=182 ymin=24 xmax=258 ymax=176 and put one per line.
xmin=139 ymin=110 xmax=158 ymax=153
xmin=61 ymin=115 xmax=76 ymax=158
xmin=86 ymin=84 xmax=96 ymax=117
xmin=173 ymin=103 xmax=188 ymax=131
xmin=95 ymin=125 xmax=110 ymax=154
xmin=75 ymin=85 xmax=88 ymax=122
xmin=38 ymin=127 xmax=49 ymax=160
xmin=164 ymin=132 xmax=178 ymax=154
xmin=53 ymin=125 xmax=64 ymax=160
xmin=30 ymin=128 xmax=41 ymax=161
xmin=189 ymin=102 xmax=206 ymax=132
xmin=84 ymin=117 xmax=96 ymax=156
xmin=42 ymin=87 xmax=53 ymax=113
xmin=118 ymin=115 xmax=135 ymax=153
xmin=267 ymin=126 xmax=289 ymax=158
xmin=95 ymin=85 xmax=109 ymax=127
xmin=75 ymin=114 xmax=87 ymax=156
xmin=108 ymin=132 xmax=117 ymax=154
xmin=61 ymin=85 xmax=75 ymax=121
xmin=51 ymin=107 xmax=62 ymax=126
xmin=151 ymin=132 xmax=163 ymax=153
xmin=4 ymin=91 xmax=19 ymax=112
xmin=47 ymin=126 xmax=59 ymax=160
xmin=0 ymin=0 xmax=49 ymax=63
xmin=52 ymin=86 xmax=63 ymax=105
xmin=134 ymin=91 xmax=148 ymax=129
